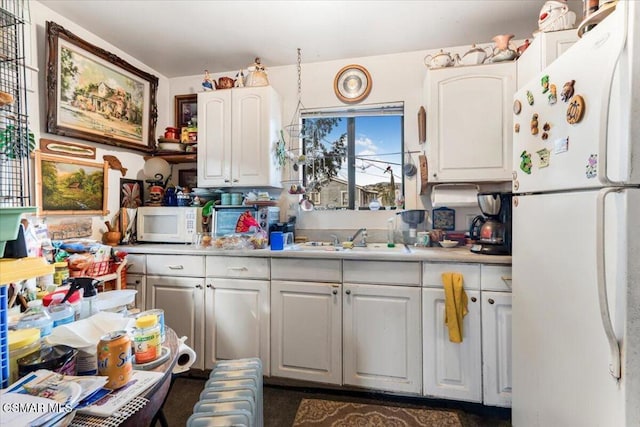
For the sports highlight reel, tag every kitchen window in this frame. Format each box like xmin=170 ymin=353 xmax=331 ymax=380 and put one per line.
xmin=301 ymin=103 xmax=404 ymax=210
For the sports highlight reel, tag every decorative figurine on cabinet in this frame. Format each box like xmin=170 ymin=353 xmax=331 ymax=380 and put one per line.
xmin=202 ymin=70 xmax=214 ymax=91
xmin=538 ymin=0 xmax=576 ymax=32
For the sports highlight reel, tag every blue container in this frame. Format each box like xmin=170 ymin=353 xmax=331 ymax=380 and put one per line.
xmin=1 ymin=286 xmax=8 ymax=388
xmin=270 ymin=232 xmax=284 ymax=250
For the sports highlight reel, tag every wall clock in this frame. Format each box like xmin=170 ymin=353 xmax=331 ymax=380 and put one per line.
xmin=334 ymin=64 xmax=372 ymax=103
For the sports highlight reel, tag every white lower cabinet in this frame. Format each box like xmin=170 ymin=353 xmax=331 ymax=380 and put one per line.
xmin=125 ymin=273 xmax=146 ymax=311
xmin=146 ymin=275 xmax=205 ymax=370
xmin=204 ymin=278 xmax=270 ymax=373
xmin=270 ymin=280 xmax=342 ymax=385
xmin=343 ymin=283 xmax=422 ymax=394
xmin=422 ymin=288 xmax=482 ymax=402
xmin=481 ymin=291 xmax=512 ymax=407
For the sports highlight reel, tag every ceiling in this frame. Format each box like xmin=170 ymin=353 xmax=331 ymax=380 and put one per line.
xmin=40 ymin=0 xmax=583 ymax=78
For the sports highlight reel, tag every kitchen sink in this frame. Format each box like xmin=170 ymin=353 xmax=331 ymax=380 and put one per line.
xmin=292 ymin=242 xmax=413 ymax=254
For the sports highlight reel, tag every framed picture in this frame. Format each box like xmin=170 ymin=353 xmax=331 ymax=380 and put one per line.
xmin=120 ymin=178 xmax=143 ymax=208
xmin=178 ymin=169 xmax=198 ymax=189
xmin=35 ymin=151 xmax=109 ymax=216
xmin=45 ymin=21 xmax=159 ymax=153
xmin=175 ymin=94 xmax=197 ymax=129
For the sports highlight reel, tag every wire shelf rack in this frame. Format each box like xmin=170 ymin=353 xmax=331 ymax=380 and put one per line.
xmin=0 ymin=0 xmax=32 ymax=207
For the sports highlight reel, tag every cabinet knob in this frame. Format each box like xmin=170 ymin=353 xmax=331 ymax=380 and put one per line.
xmin=196 ymin=284 xmax=203 ymax=289
xmin=488 ymin=298 xmax=495 ymax=304
xmin=135 ymin=280 xmax=140 ymax=285
xmin=224 ymin=179 xmax=230 ymax=183
xmin=169 ymin=265 xmax=184 ymax=270
xmin=206 ymin=284 xmax=212 ymax=288
xmin=470 ymin=296 xmax=477 ymax=303
xmin=232 ymin=179 xmax=239 ymax=183
xmin=345 ymin=289 xmax=351 ymax=295
xmin=432 ymin=173 xmax=437 ymax=178
xmin=332 ymin=289 xmax=338 ymax=295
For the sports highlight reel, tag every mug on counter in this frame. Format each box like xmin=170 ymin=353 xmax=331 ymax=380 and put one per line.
xmin=270 ymin=231 xmax=293 ymax=251
xmin=231 ymin=193 xmax=243 ymax=205
xmin=221 ymin=193 xmax=231 ymax=205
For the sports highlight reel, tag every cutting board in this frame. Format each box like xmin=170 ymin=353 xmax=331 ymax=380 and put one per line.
xmin=419 ymin=154 xmax=428 ymax=195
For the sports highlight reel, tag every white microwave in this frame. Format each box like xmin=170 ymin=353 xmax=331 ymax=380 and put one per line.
xmin=137 ymin=206 xmax=205 ymax=243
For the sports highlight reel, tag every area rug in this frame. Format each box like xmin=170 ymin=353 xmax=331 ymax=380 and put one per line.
xmin=292 ymin=398 xmax=462 ymax=427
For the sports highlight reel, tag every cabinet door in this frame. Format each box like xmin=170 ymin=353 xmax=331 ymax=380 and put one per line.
xmin=426 ymin=62 xmax=515 ymax=182
xmin=232 ymin=87 xmax=280 ymax=187
xmin=197 ymin=90 xmax=232 ymax=187
xmin=482 ymin=291 xmax=512 ymax=407
xmin=343 ymin=284 xmax=422 ymax=394
xmin=125 ymin=273 xmax=146 ymax=311
xmin=422 ymin=288 xmax=482 ymax=402
xmin=146 ymin=275 xmax=205 ymax=370
xmin=271 ymin=280 xmax=342 ymax=384
xmin=204 ymin=278 xmax=270 ymax=375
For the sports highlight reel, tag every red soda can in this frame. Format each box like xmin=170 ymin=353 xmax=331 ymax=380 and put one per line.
xmin=97 ymin=331 xmax=133 ymax=389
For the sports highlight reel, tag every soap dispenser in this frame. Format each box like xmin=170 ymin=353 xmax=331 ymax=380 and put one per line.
xmin=62 ymin=277 xmax=101 ymax=320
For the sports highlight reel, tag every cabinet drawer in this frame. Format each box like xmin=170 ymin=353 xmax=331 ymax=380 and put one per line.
xmin=146 ymin=255 xmax=205 ymax=277
xmin=481 ymin=265 xmax=512 ymax=292
xmin=423 ymin=263 xmax=480 ymax=290
xmin=271 ymin=258 xmax=341 ymax=282
xmin=343 ymin=260 xmax=420 ymax=286
xmin=206 ymin=256 xmax=269 ymax=279
xmin=126 ymin=254 xmax=146 ymax=274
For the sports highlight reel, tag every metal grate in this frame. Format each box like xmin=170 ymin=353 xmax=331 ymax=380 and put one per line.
xmin=0 ymin=0 xmax=31 ymax=207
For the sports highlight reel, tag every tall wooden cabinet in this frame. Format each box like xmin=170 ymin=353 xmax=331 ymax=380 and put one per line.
xmin=197 ymin=86 xmax=282 ymax=188
xmin=424 ymin=62 xmax=516 ymax=182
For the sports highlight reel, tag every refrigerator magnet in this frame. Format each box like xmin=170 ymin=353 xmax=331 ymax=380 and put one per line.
xmin=520 ymin=151 xmax=533 ymax=175
xmin=541 ymin=75 xmax=550 ymax=93
xmin=537 ymin=148 xmax=551 ymax=168
xmin=586 ymin=154 xmax=598 ymax=179
xmin=513 ymin=99 xmax=522 ymax=115
xmin=554 ymin=137 xmax=569 ymax=154
xmin=566 ymin=95 xmax=585 ymax=124
xmin=561 ymin=80 xmax=575 ymax=102
xmin=515 ymin=123 xmax=520 ymax=133
xmin=548 ymin=84 xmax=557 ymax=105
xmin=526 ymin=90 xmax=534 ymax=105
xmin=531 ymin=113 xmax=539 ymax=135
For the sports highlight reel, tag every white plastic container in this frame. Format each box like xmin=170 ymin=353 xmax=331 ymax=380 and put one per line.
xmin=46 ymin=294 xmax=75 ymax=327
xmin=16 ymin=300 xmax=53 ymax=338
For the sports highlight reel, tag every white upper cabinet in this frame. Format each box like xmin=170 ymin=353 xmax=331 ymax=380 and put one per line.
xmin=425 ymin=62 xmax=516 ymax=182
xmin=516 ymin=29 xmax=579 ymax=89
xmin=197 ymin=87 xmax=282 ymax=188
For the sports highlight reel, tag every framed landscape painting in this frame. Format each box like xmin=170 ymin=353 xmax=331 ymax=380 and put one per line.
xmin=45 ymin=21 xmax=159 ymax=153
xmin=35 ymin=151 xmax=108 ymax=216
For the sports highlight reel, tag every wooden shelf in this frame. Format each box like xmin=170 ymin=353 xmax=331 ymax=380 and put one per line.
xmin=0 ymin=257 xmax=54 ymax=285
xmin=144 ymin=153 xmax=197 ymax=164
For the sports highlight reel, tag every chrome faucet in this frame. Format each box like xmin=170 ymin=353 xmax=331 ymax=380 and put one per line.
xmin=349 ymin=228 xmax=368 ymax=247
xmin=330 ymin=234 xmax=340 ymax=246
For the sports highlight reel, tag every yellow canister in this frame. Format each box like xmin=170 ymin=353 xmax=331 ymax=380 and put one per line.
xmin=53 ymin=262 xmax=69 ymax=286
xmin=133 ymin=315 xmax=161 ymax=364
xmin=8 ymin=328 xmax=41 ymax=384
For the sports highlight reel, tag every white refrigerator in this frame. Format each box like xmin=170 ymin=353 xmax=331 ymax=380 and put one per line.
xmin=511 ymin=2 xmax=640 ymax=426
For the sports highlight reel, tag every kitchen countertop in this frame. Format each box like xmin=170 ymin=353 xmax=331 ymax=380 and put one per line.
xmin=117 ymin=243 xmax=511 ymax=264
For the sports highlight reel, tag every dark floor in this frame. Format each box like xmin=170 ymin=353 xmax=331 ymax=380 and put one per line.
xmin=161 ymin=373 xmax=511 ymax=427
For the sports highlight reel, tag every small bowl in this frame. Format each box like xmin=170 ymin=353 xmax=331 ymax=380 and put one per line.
xmin=439 ymin=240 xmax=459 ymax=248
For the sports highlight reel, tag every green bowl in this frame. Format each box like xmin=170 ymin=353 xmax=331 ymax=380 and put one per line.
xmin=0 ymin=206 xmax=37 ymax=255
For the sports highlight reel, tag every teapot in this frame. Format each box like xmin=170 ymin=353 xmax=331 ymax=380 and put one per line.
xmin=215 ymin=77 xmax=235 ymax=90
xmin=454 ymin=44 xmax=493 ymax=66
xmin=424 ymin=49 xmax=455 ymax=69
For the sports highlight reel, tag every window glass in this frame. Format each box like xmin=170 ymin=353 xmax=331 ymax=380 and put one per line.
xmin=301 ymin=105 xmax=403 ymax=210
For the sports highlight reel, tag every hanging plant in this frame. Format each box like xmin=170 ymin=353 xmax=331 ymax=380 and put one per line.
xmin=0 ymin=124 xmax=35 ymax=159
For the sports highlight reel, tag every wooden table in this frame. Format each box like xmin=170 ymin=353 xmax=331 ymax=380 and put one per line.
xmin=120 ymin=327 xmax=180 ymax=427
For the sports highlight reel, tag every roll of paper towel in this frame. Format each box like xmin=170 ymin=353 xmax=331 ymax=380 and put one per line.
xmin=431 ymin=184 xmax=479 ymax=208
xmin=173 ymin=336 xmax=197 ymax=374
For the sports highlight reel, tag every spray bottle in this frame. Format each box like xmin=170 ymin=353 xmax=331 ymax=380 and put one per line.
xmin=62 ymin=277 xmax=101 ymax=320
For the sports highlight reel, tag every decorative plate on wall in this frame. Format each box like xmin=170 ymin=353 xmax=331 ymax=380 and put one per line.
xmin=334 ymin=64 xmax=372 ymax=103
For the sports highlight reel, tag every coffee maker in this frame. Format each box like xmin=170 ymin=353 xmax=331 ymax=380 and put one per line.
xmin=469 ymin=192 xmax=512 ymax=255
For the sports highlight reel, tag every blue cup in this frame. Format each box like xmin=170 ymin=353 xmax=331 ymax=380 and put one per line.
xmin=270 ymin=231 xmax=284 ymax=250
xmin=221 ymin=193 xmax=231 ymax=205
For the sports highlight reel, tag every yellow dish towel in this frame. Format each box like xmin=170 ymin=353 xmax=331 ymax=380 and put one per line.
xmin=442 ymin=272 xmax=468 ymax=343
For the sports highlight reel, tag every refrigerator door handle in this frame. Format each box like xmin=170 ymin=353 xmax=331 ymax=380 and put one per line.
xmin=596 ymin=187 xmax=623 ymax=379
